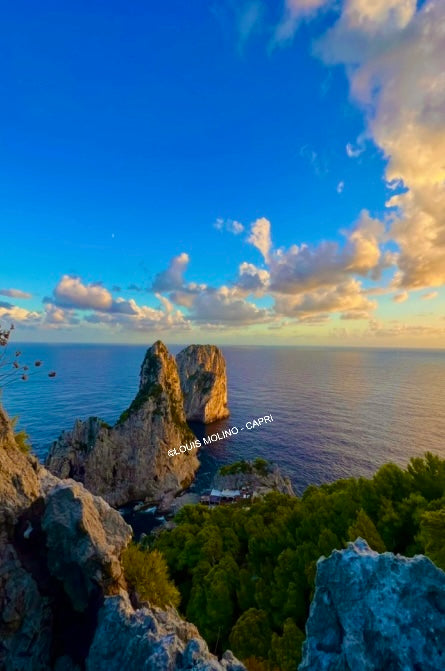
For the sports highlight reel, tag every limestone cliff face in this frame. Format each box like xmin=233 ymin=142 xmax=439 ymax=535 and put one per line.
xmin=176 ymin=344 xmax=229 ymax=423
xmin=299 ymin=538 xmax=445 ymax=671
xmin=0 ymin=404 xmax=245 ymax=671
xmin=87 ymin=593 xmax=245 ymax=671
xmin=0 ymin=404 xmax=132 ymax=671
xmin=45 ymin=341 xmax=199 ymax=507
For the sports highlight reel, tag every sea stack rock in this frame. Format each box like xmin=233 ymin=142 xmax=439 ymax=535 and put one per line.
xmin=299 ymin=538 xmax=445 ymax=671
xmin=176 ymin=344 xmax=229 ymax=423
xmin=46 ymin=341 xmax=199 ymax=507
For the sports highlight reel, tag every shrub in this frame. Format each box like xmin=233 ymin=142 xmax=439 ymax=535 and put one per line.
xmin=122 ymin=544 xmax=180 ymax=609
xmin=12 ymin=420 xmax=31 ymax=454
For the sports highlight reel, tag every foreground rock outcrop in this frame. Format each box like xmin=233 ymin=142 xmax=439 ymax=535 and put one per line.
xmin=46 ymin=341 xmax=199 ymax=507
xmin=87 ymin=593 xmax=245 ymax=671
xmin=299 ymin=538 xmax=445 ymax=671
xmin=0 ymin=404 xmax=245 ymax=670
xmin=177 ymin=345 xmax=229 ymax=423
xmin=0 ymin=405 xmax=132 ymax=670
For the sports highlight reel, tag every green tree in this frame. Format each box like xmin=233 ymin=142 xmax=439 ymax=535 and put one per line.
xmin=122 ymin=544 xmax=180 ymax=608
xmin=229 ymin=608 xmax=272 ymax=661
xmin=269 ymin=618 xmax=305 ymax=671
xmin=418 ymin=508 xmax=445 ymax=570
xmin=348 ymin=509 xmax=386 ymax=553
xmin=408 ymin=453 xmax=445 ymax=501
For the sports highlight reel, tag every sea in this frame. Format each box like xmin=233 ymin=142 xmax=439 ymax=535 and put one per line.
xmin=3 ymin=344 xmax=445 ymax=497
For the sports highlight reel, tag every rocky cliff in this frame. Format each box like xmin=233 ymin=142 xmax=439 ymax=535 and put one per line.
xmin=299 ymin=538 xmax=445 ymax=671
xmin=45 ymin=341 xmax=199 ymax=507
xmin=213 ymin=460 xmax=295 ymax=497
xmin=176 ymin=344 xmax=229 ymax=423
xmin=0 ymin=404 xmax=245 ymax=671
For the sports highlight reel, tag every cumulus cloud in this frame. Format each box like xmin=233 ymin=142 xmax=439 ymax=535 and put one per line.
xmin=151 ymin=253 xmax=190 ymax=292
xmin=54 ymin=275 xmax=113 ymax=311
xmin=0 ymin=288 xmax=32 ymax=299
xmin=42 ymin=303 xmax=79 ymax=328
xmin=274 ymin=279 xmax=376 ymax=320
xmin=0 ymin=304 xmax=40 ymax=323
xmin=214 ymin=218 xmax=244 ymax=234
xmin=248 ymin=217 xmax=272 ymax=262
xmin=190 ymin=285 xmax=272 ymax=325
xmin=261 ymin=211 xmax=384 ymax=296
xmin=316 ymin=0 xmax=445 ymax=291
xmin=235 ymin=262 xmax=270 ymax=295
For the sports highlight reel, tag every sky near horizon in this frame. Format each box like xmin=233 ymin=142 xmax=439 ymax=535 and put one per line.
xmin=1 ymin=0 xmax=444 ymax=347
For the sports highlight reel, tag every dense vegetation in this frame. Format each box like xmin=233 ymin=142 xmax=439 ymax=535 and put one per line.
xmin=140 ymin=452 xmax=445 ymax=670
xmin=219 ymin=457 xmax=271 ymax=477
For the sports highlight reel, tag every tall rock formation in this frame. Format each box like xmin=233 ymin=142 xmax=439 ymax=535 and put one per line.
xmin=46 ymin=341 xmax=199 ymax=507
xmin=176 ymin=344 xmax=229 ymax=423
xmin=299 ymin=538 xmax=445 ymax=671
xmin=0 ymin=404 xmax=245 ymax=670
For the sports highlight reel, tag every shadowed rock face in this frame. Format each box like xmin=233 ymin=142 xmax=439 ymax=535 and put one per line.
xmin=0 ymin=405 xmax=245 ymax=671
xmin=0 ymin=405 xmax=132 ymax=671
xmin=45 ymin=341 xmax=200 ymax=507
xmin=176 ymin=345 xmax=229 ymax=424
xmin=299 ymin=538 xmax=445 ymax=671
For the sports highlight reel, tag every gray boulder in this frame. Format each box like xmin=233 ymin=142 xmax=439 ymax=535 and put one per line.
xmin=177 ymin=344 xmax=229 ymax=423
xmin=46 ymin=341 xmax=200 ymax=507
xmin=299 ymin=538 xmax=445 ymax=671
xmin=42 ymin=480 xmax=132 ymax=611
xmin=86 ymin=593 xmax=246 ymax=671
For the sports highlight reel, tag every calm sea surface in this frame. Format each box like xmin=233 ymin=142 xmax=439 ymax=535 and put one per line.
xmin=3 ymin=344 xmax=445 ymax=495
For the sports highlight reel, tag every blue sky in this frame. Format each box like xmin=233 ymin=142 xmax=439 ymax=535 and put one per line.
xmin=1 ymin=1 xmax=444 ymax=346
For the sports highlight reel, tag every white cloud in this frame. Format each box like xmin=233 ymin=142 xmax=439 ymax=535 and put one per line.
xmin=189 ymin=285 xmax=271 ymax=325
xmin=214 ymin=218 xmax=244 ymax=234
xmin=337 ymin=180 xmax=345 ymax=194
xmin=273 ymin=0 xmax=331 ymax=44
xmin=151 ymin=253 xmax=190 ymax=292
xmin=274 ymin=278 xmax=376 ymax=320
xmin=317 ymin=0 xmax=445 ymax=291
xmin=421 ymin=291 xmax=439 ymax=301
xmin=393 ymin=291 xmax=409 ymax=303
xmin=248 ymin=217 xmax=272 ymax=262
xmin=0 ymin=288 xmax=32 ymax=299
xmin=54 ymin=275 xmax=113 ymax=310
xmin=346 ymin=142 xmax=364 ymax=158
xmin=0 ymin=304 xmax=40 ymax=323
xmin=235 ymin=262 xmax=270 ymax=295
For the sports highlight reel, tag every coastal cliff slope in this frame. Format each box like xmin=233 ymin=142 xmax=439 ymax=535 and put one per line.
xmin=299 ymin=538 xmax=445 ymax=670
xmin=45 ymin=341 xmax=199 ymax=507
xmin=176 ymin=344 xmax=229 ymax=423
xmin=0 ymin=404 xmax=245 ymax=671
